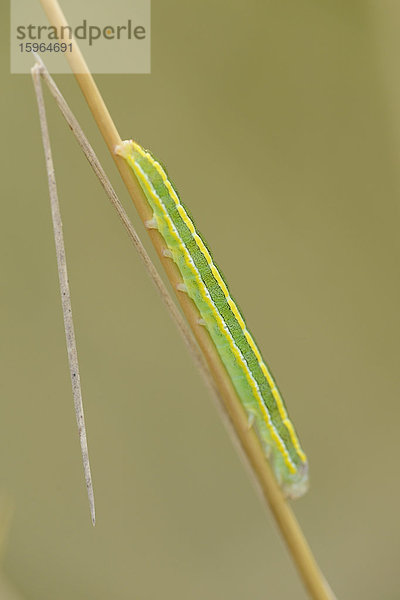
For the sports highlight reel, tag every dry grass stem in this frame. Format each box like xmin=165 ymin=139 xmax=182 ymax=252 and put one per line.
xmin=31 ymin=64 xmax=96 ymax=526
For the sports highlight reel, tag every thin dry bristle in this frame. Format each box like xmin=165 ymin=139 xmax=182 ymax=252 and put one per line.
xmin=31 ymin=63 xmax=96 ymax=526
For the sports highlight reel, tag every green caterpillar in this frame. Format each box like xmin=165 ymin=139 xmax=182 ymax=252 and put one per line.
xmin=116 ymin=140 xmax=308 ymax=499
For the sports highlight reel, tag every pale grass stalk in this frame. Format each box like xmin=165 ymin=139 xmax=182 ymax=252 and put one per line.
xmin=31 ymin=64 xmax=95 ymax=525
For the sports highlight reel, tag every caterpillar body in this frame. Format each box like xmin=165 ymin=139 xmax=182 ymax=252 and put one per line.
xmin=116 ymin=140 xmax=308 ymax=499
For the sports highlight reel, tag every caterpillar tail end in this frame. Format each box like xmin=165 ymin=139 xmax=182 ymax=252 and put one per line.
xmin=281 ymin=460 xmax=309 ymax=500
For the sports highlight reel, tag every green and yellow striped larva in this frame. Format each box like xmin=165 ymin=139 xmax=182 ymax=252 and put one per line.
xmin=116 ymin=140 xmax=308 ymax=499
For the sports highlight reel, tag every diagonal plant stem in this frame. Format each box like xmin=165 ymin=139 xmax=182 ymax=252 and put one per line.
xmin=31 ymin=64 xmax=96 ymax=525
xmin=37 ymin=1 xmax=337 ymax=598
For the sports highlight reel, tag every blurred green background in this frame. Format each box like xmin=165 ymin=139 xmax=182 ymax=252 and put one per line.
xmin=2 ymin=1 xmax=400 ymax=598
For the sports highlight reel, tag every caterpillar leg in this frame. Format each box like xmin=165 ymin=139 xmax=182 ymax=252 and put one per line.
xmin=247 ymin=413 xmax=255 ymax=429
xmin=145 ymin=216 xmax=158 ymax=230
